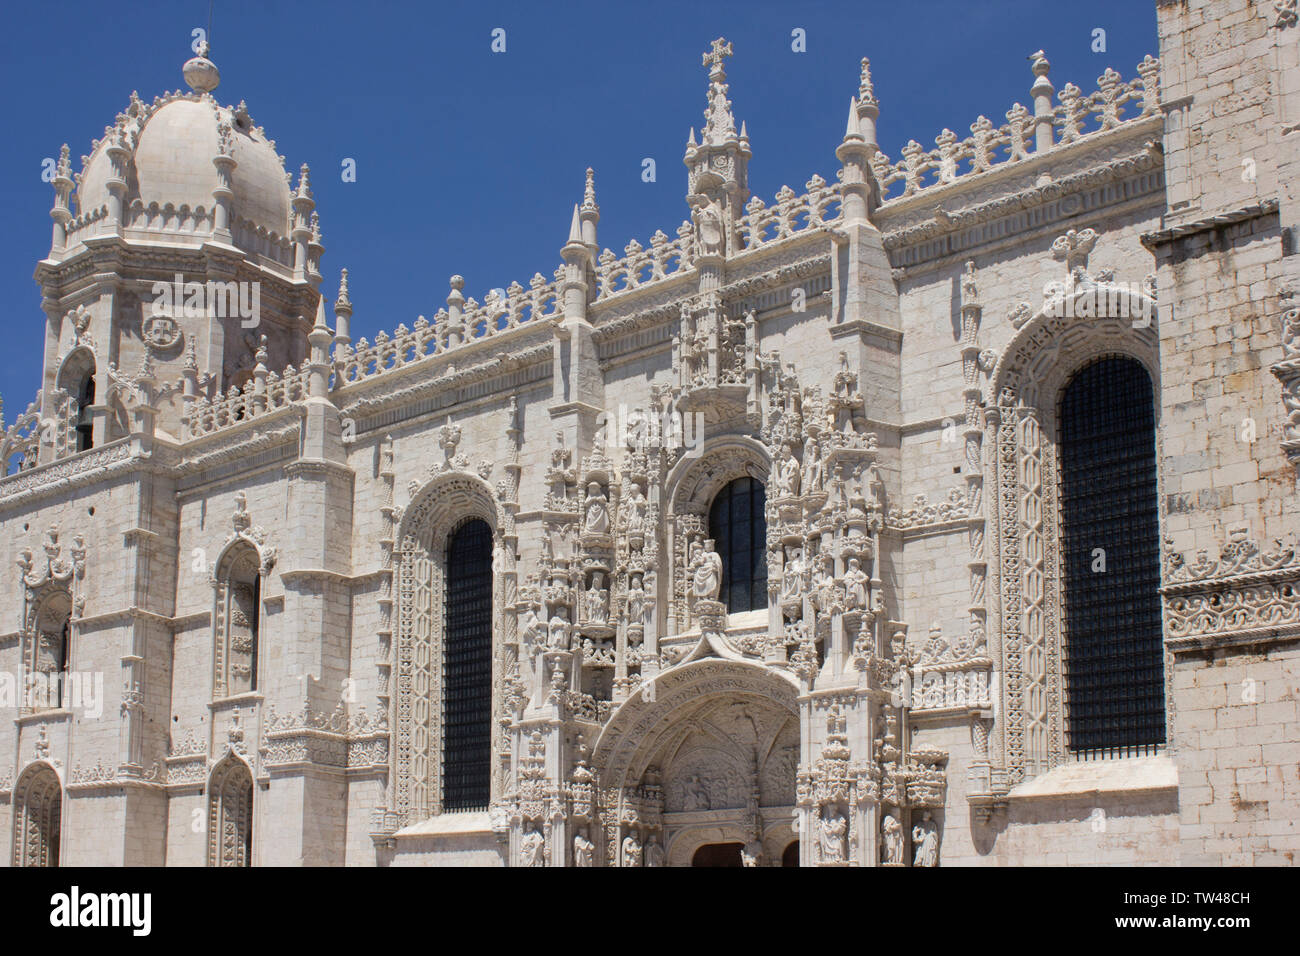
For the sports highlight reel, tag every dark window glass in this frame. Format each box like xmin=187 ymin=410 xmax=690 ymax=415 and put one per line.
xmin=443 ymin=518 xmax=493 ymax=810
xmin=75 ymin=376 xmax=94 ymax=452
xmin=708 ymin=477 xmax=768 ymax=614
xmin=1059 ymin=357 xmax=1164 ymax=757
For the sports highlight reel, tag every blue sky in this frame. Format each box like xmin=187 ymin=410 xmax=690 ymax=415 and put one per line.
xmin=0 ymin=0 xmax=1158 ymax=418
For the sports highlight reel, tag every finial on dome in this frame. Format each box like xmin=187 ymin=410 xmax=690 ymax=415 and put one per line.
xmin=183 ymin=39 xmax=221 ymax=94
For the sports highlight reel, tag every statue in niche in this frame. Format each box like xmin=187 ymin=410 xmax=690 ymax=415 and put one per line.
xmin=622 ymin=834 xmax=643 ymax=867
xmin=843 ymin=557 xmax=869 ymax=611
xmin=583 ymin=482 xmax=610 ymax=535
xmin=693 ymin=198 xmax=725 ymax=258
xmin=802 ymin=437 xmax=824 ymax=494
xmin=812 ymin=554 xmax=835 ymax=612
xmin=741 ymin=838 xmax=763 ymax=867
xmin=645 ymin=835 xmax=666 ymax=868
xmin=584 ymin=572 xmax=609 ymax=626
xmin=690 ymin=539 xmax=723 ymax=603
xmin=625 ymin=480 xmax=648 ymax=538
xmin=520 ymin=606 xmax=546 ymax=649
xmin=882 ymin=813 xmax=904 ymax=865
xmin=626 ymin=573 xmax=649 ymax=629
xmin=819 ymin=806 xmax=848 ymax=864
xmin=547 ymin=606 xmax=572 ymax=650
xmin=683 ymin=774 xmax=711 ymax=811
xmin=573 ymin=832 xmax=594 ymax=867
xmin=778 ymin=547 xmax=803 ymax=605
xmin=521 ymin=826 xmax=546 ymax=867
xmin=774 ymin=443 xmax=801 ymax=498
xmin=912 ymin=811 xmax=939 ymax=867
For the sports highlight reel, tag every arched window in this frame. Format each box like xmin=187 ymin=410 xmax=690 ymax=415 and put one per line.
xmin=708 ymin=477 xmax=768 ymax=613
xmin=214 ymin=545 xmax=261 ymax=698
xmin=442 ymin=518 xmax=493 ymax=811
xmin=74 ymin=374 xmax=95 ymax=452
xmin=12 ymin=764 xmax=61 ymax=867
xmin=29 ymin=592 xmax=72 ymax=712
xmin=1058 ymin=357 xmax=1163 ymax=757
xmin=207 ymin=757 xmax=253 ymax=867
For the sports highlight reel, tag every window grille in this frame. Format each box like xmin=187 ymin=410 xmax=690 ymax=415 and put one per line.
xmin=708 ymin=477 xmax=768 ymax=614
xmin=443 ymin=518 xmax=493 ymax=810
xmin=1058 ymin=357 xmax=1164 ymax=758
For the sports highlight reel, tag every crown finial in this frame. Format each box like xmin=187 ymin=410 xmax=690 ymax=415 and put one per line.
xmin=582 ymin=167 xmax=598 ymax=213
xmin=859 ymin=57 xmax=877 ymax=108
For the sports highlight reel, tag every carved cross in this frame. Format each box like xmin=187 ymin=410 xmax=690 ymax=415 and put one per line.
xmin=702 ymin=37 xmax=733 ymax=76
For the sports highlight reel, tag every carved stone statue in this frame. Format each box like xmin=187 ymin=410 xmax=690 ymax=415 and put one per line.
xmin=912 ymin=811 xmax=939 ymax=867
xmin=690 ymin=539 xmax=723 ymax=602
xmin=625 ymin=480 xmax=647 ymax=538
xmin=780 ymin=547 xmax=804 ymax=603
xmin=801 ymin=437 xmax=824 ymax=494
xmin=521 ymin=826 xmax=546 ymax=867
xmin=882 ymin=813 xmax=904 ymax=865
xmin=573 ymin=832 xmax=594 ymax=867
xmin=584 ymin=572 xmax=609 ymax=625
xmin=683 ymin=774 xmax=711 ymax=811
xmin=741 ymin=838 xmax=762 ymax=867
xmin=547 ymin=606 xmax=571 ymax=650
xmin=819 ymin=806 xmax=848 ymax=863
xmin=645 ymin=835 xmax=666 ymax=867
xmin=622 ymin=834 xmax=643 ymax=867
xmin=843 ymin=557 xmax=869 ymax=611
xmin=583 ymin=482 xmax=609 ymax=535
xmin=774 ymin=443 xmax=801 ymax=497
xmin=626 ymin=573 xmax=649 ymax=629
xmin=520 ymin=606 xmax=546 ymax=649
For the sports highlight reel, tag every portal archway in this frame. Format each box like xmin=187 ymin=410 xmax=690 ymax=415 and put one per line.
xmin=593 ymin=658 xmax=799 ymax=866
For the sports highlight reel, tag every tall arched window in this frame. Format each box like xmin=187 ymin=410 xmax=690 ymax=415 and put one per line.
xmin=12 ymin=764 xmax=61 ymax=867
xmin=442 ymin=518 xmax=493 ymax=811
xmin=1058 ymin=357 xmax=1163 ymax=757
xmin=708 ymin=477 xmax=768 ymax=614
xmin=214 ymin=544 xmax=261 ymax=698
xmin=30 ymin=592 xmax=72 ymax=712
xmin=208 ymin=757 xmax=253 ymax=867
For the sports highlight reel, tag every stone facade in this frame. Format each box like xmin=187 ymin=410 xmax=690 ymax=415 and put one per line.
xmin=0 ymin=1 xmax=1297 ymax=867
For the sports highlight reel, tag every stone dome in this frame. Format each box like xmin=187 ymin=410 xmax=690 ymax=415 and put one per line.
xmin=73 ymin=52 xmax=294 ymax=255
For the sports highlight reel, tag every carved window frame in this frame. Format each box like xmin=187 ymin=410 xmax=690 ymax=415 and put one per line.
xmin=207 ymin=755 xmax=253 ymax=867
xmin=392 ymin=472 xmax=506 ymax=824
xmin=211 ymin=539 xmax=267 ymax=701
xmin=987 ymin=294 xmax=1162 ymax=785
xmin=11 ymin=762 xmax=62 ymax=867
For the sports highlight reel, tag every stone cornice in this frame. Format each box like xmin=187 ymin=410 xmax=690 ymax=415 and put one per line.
xmin=0 ymin=439 xmax=136 ymax=512
xmin=1140 ymin=198 xmax=1281 ymax=250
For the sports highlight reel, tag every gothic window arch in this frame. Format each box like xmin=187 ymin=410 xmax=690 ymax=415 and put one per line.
xmin=213 ymin=542 xmax=262 ymax=698
xmin=708 ymin=477 xmax=768 ymax=613
xmin=207 ymin=756 xmax=253 ymax=867
xmin=12 ymin=764 xmax=61 ymax=867
xmin=442 ymin=517 xmax=493 ymax=811
xmin=1057 ymin=356 xmax=1163 ymax=756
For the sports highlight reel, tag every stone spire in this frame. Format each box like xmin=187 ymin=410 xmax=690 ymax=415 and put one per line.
xmin=856 ymin=58 xmax=880 ymax=149
xmin=579 ymin=167 xmax=600 ymax=256
xmin=683 ymin=37 xmax=750 ymax=263
xmin=48 ymin=144 xmax=73 ymax=254
xmin=699 ymin=37 xmax=737 ymax=147
xmin=334 ymin=268 xmax=353 ymax=349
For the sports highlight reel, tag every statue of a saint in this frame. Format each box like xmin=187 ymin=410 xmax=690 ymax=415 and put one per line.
xmin=882 ymin=813 xmax=904 ymax=865
xmin=622 ymin=834 xmax=643 ymax=867
xmin=520 ymin=827 xmax=545 ymax=867
xmin=912 ymin=812 xmax=939 ymax=867
xmin=819 ymin=807 xmax=848 ymax=864
xmin=583 ymin=482 xmax=609 ymax=535
xmin=774 ymin=443 xmax=801 ymax=498
xmin=843 ymin=557 xmax=869 ymax=611
xmin=690 ymin=540 xmax=723 ymax=602
xmin=573 ymin=832 xmax=594 ymax=867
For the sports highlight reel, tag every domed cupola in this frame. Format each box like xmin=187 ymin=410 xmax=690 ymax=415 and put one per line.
xmin=34 ymin=41 xmax=330 ymax=453
xmin=63 ymin=42 xmax=303 ymax=273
